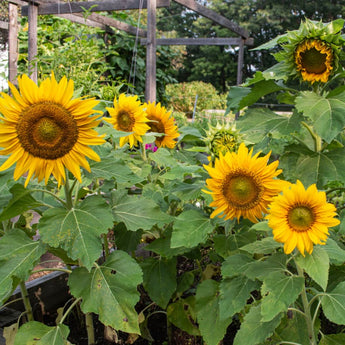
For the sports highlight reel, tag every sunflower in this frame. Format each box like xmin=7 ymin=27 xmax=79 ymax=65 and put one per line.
xmin=144 ymin=101 xmax=179 ymax=149
xmin=204 ymin=121 xmax=241 ymax=161
xmin=203 ymin=143 xmax=287 ymax=223
xmin=105 ymin=93 xmax=149 ymax=148
xmin=0 ymin=73 xmax=105 ymax=187
xmin=258 ymin=18 xmax=345 ymax=84
xmin=267 ymin=180 xmax=340 ymax=256
xmin=295 ymin=39 xmax=333 ymax=84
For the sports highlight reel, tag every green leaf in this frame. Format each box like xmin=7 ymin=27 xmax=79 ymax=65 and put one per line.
xmin=14 ymin=322 xmax=70 ymax=345
xmin=39 ymin=196 xmax=113 ymax=270
xmin=233 ymin=305 xmax=283 ymax=345
xmin=226 ymin=86 xmax=251 ymax=113
xmin=141 ymin=257 xmax=177 ymax=309
xmin=0 ymin=230 xmax=46 ymax=304
xmin=68 ymin=250 xmax=143 ymax=334
xmin=261 ymin=272 xmax=304 ymax=322
xmin=239 ymin=237 xmax=283 ymax=254
xmin=195 ymin=280 xmax=231 ymax=345
xmin=167 ymin=296 xmax=200 ymax=336
xmin=113 ymin=223 xmax=143 ymax=253
xmin=295 ymin=91 xmax=345 ymax=143
xmin=162 ymin=163 xmax=203 ymax=180
xmin=149 ymin=148 xmax=179 ymax=167
xmin=171 ymin=209 xmax=214 ymax=248
xmin=0 ymin=184 xmax=44 ymax=221
xmin=219 ymin=276 xmax=259 ymax=320
xmin=295 ymin=246 xmax=329 ymax=291
xmin=111 ymin=192 xmax=172 ymax=231
xmin=221 ymin=254 xmax=255 ymax=278
xmin=88 ymin=158 xmax=141 ymax=184
xmin=319 ymin=334 xmax=345 ymax=345
xmin=321 ymin=281 xmax=345 ymax=325
xmin=323 ymin=238 xmax=345 ymax=265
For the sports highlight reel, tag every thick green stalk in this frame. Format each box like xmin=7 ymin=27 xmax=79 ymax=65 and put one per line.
xmin=85 ymin=313 xmax=95 ymax=345
xmin=63 ymin=173 xmax=74 ymax=210
xmin=19 ymin=281 xmax=34 ymax=322
xmin=296 ymin=263 xmax=317 ymax=345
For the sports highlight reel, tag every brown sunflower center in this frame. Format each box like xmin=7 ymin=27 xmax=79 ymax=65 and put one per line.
xmin=288 ymin=206 xmax=314 ymax=232
xmin=299 ymin=47 xmax=327 ymax=74
xmin=223 ymin=174 xmax=261 ymax=209
xmin=17 ymin=102 xmax=78 ymax=160
xmin=148 ymin=116 xmax=165 ymax=143
xmin=117 ymin=111 xmax=134 ymax=131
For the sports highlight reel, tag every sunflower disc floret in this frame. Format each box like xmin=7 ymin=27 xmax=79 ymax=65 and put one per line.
xmin=0 ymin=73 xmax=105 ymax=186
xmin=203 ymin=143 xmax=287 ymax=223
xmin=267 ymin=180 xmax=340 ymax=256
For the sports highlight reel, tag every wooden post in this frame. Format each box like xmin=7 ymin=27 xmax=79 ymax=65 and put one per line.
xmin=145 ymin=0 xmax=156 ymax=102
xmin=8 ymin=3 xmax=19 ymax=86
xmin=236 ymin=38 xmax=244 ymax=85
xmin=28 ymin=1 xmax=38 ymax=82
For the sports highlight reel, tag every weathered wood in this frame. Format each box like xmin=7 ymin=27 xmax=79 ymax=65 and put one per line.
xmin=141 ymin=37 xmax=254 ymax=46
xmin=22 ymin=0 xmax=170 ymax=16
xmin=145 ymin=0 xmax=156 ymax=102
xmin=236 ymin=38 xmax=244 ymax=85
xmin=57 ymin=12 xmax=147 ymax=37
xmin=8 ymin=0 xmax=32 ymax=6
xmin=28 ymin=2 xmax=38 ymax=82
xmin=173 ymin=0 xmax=249 ymax=39
xmin=8 ymin=4 xmax=18 ymax=85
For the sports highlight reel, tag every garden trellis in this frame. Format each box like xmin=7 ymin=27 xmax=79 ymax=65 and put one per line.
xmin=3 ymin=0 xmax=252 ymax=101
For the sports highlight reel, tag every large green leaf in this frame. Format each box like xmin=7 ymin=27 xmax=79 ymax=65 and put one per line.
xmin=141 ymin=257 xmax=177 ymax=309
xmin=149 ymin=148 xmax=179 ymax=167
xmin=295 ymin=91 xmax=345 ymax=143
xmin=324 ymin=238 xmax=345 ymax=265
xmin=39 ymin=195 xmax=113 ymax=270
xmin=261 ymin=272 xmax=304 ymax=322
xmin=219 ymin=276 xmax=259 ymax=320
xmin=0 ymin=230 xmax=46 ymax=304
xmin=319 ymin=334 xmax=345 ymax=345
xmin=237 ymin=108 xmax=302 ymax=145
xmin=68 ymin=250 xmax=143 ymax=334
xmin=171 ymin=209 xmax=214 ymax=248
xmin=0 ymin=184 xmax=44 ymax=221
xmin=14 ymin=322 xmax=70 ymax=345
xmin=239 ymin=237 xmax=283 ymax=254
xmin=111 ymin=191 xmax=172 ymax=231
xmin=295 ymin=246 xmax=329 ymax=291
xmin=321 ymin=281 xmax=345 ymax=325
xmin=233 ymin=305 xmax=283 ymax=345
xmin=221 ymin=253 xmax=255 ymax=278
xmin=195 ymin=280 xmax=231 ymax=345
xmin=167 ymin=296 xmax=200 ymax=336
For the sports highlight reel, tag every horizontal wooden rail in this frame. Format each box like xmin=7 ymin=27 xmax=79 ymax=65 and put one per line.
xmin=141 ymin=37 xmax=254 ymax=46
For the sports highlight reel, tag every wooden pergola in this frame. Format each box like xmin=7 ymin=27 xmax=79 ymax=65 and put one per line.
xmin=3 ymin=0 xmax=253 ymax=102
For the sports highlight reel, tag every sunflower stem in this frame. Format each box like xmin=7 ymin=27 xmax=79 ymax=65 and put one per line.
xmin=64 ymin=173 xmax=74 ymax=210
xmin=141 ymin=142 xmax=148 ymax=162
xmin=103 ymin=233 xmax=110 ymax=258
xmin=19 ymin=281 xmax=34 ymax=322
xmin=85 ymin=312 xmax=95 ymax=345
xmin=295 ymin=263 xmax=317 ymax=345
xmin=301 ymin=121 xmax=322 ymax=152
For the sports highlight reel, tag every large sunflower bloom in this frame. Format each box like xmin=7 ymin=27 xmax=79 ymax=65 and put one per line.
xmin=0 ymin=73 xmax=105 ymax=187
xmin=144 ymin=101 xmax=179 ymax=149
xmin=105 ymin=93 xmax=149 ymax=148
xmin=203 ymin=143 xmax=287 ymax=223
xmin=295 ymin=39 xmax=333 ymax=84
xmin=267 ymin=180 xmax=340 ymax=256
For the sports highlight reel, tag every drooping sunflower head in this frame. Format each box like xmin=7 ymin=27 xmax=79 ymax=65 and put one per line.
xmin=203 ymin=143 xmax=288 ymax=223
xmin=271 ymin=18 xmax=345 ymax=84
xmin=0 ymin=73 xmax=105 ymax=187
xmin=204 ymin=122 xmax=241 ymax=161
xmin=144 ymin=101 xmax=180 ymax=149
xmin=267 ymin=180 xmax=340 ymax=256
xmin=105 ymin=93 xmax=149 ymax=148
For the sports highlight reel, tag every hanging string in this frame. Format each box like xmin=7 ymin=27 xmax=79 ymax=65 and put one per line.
xmin=127 ymin=0 xmax=144 ymax=95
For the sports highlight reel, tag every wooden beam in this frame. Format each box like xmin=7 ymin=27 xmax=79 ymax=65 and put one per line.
xmin=22 ymin=0 xmax=170 ymax=16
xmin=8 ymin=3 xmax=18 ymax=85
xmin=28 ymin=2 xmax=38 ymax=82
xmin=57 ymin=12 xmax=147 ymax=37
xmin=236 ymin=38 xmax=244 ymax=85
xmin=145 ymin=0 xmax=157 ymax=102
xmin=141 ymin=37 xmax=254 ymax=46
xmin=172 ymin=0 xmax=249 ymax=39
